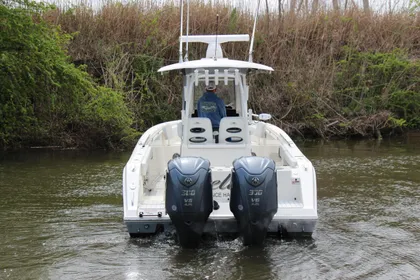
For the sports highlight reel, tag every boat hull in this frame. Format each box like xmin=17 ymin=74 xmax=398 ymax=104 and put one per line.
xmin=125 ymin=217 xmax=317 ymax=238
xmin=123 ymin=121 xmax=318 ymax=243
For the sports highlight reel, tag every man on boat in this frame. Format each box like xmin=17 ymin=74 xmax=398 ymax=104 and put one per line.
xmin=197 ymin=81 xmax=227 ymax=132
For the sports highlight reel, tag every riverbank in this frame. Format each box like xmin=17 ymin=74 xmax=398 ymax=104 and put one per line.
xmin=1 ymin=0 xmax=419 ymax=150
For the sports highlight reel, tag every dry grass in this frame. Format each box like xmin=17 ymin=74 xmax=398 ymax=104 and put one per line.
xmin=45 ymin=0 xmax=420 ymax=138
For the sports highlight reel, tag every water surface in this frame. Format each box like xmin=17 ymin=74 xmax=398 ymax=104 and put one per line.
xmin=0 ymin=139 xmax=419 ymax=279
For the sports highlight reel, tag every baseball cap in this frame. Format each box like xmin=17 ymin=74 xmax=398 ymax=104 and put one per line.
xmin=206 ymin=81 xmax=216 ymax=91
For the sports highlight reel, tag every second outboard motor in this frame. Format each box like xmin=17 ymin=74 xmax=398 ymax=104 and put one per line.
xmin=166 ymin=157 xmax=213 ymax=248
xmin=230 ymin=156 xmax=278 ymax=245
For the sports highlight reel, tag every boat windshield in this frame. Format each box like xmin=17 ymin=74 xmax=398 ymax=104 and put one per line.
xmin=193 ymin=80 xmax=237 ymax=117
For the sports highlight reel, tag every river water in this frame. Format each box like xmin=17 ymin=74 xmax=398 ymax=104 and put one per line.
xmin=0 ymin=139 xmax=419 ymax=280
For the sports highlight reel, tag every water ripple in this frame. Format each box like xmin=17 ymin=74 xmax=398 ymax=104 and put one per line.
xmin=1 ymin=143 xmax=420 ymax=279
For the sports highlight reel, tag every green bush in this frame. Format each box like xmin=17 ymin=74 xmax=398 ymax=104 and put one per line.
xmin=389 ymin=90 xmax=420 ymax=128
xmin=0 ymin=0 xmax=136 ymax=149
xmin=129 ymin=54 xmax=181 ymax=132
xmin=334 ymin=48 xmax=420 ymax=127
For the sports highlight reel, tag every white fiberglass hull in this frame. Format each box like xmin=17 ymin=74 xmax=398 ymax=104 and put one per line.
xmin=123 ymin=120 xmax=317 ymax=239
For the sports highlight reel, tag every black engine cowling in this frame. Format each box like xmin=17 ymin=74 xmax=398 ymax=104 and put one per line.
xmin=165 ymin=157 xmax=213 ymax=248
xmin=230 ymin=156 xmax=278 ymax=245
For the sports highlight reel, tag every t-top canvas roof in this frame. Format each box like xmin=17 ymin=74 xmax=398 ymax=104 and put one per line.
xmin=158 ymin=58 xmax=274 ymax=73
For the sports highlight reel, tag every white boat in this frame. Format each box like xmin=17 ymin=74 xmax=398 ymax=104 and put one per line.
xmin=123 ymin=3 xmax=317 ymax=247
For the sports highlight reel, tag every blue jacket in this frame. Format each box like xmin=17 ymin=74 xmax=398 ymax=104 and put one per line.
xmin=197 ymin=92 xmax=227 ymax=128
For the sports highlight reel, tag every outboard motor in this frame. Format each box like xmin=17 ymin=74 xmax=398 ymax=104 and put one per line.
xmin=230 ymin=156 xmax=278 ymax=245
xmin=166 ymin=157 xmax=213 ymax=248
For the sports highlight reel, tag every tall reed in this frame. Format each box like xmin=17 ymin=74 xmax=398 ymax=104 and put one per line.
xmin=47 ymin=0 xmax=420 ymax=138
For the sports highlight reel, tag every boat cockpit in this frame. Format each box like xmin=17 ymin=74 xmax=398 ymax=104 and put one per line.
xmin=190 ymin=79 xmax=239 ymax=118
xmin=180 ymin=69 xmax=253 ymax=165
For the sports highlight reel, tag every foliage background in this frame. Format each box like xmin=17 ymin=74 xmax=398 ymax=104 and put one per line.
xmin=1 ymin=0 xmax=419 ymax=150
xmin=0 ymin=0 xmax=137 ymax=149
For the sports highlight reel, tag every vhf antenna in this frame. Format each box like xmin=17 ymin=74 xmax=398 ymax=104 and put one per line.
xmin=179 ymin=0 xmax=184 ymax=63
xmin=249 ymin=0 xmax=261 ymax=62
xmin=214 ymin=14 xmax=219 ymax=60
xmin=184 ymin=0 xmax=190 ymax=61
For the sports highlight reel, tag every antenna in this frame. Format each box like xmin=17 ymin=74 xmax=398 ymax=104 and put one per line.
xmin=249 ymin=0 xmax=261 ymax=62
xmin=179 ymin=0 xmax=184 ymax=63
xmin=184 ymin=0 xmax=190 ymax=61
xmin=214 ymin=14 xmax=219 ymax=61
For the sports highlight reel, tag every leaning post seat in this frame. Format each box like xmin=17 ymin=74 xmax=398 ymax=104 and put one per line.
xmin=187 ymin=118 xmax=214 ymax=144
xmin=219 ymin=117 xmax=246 ymax=144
